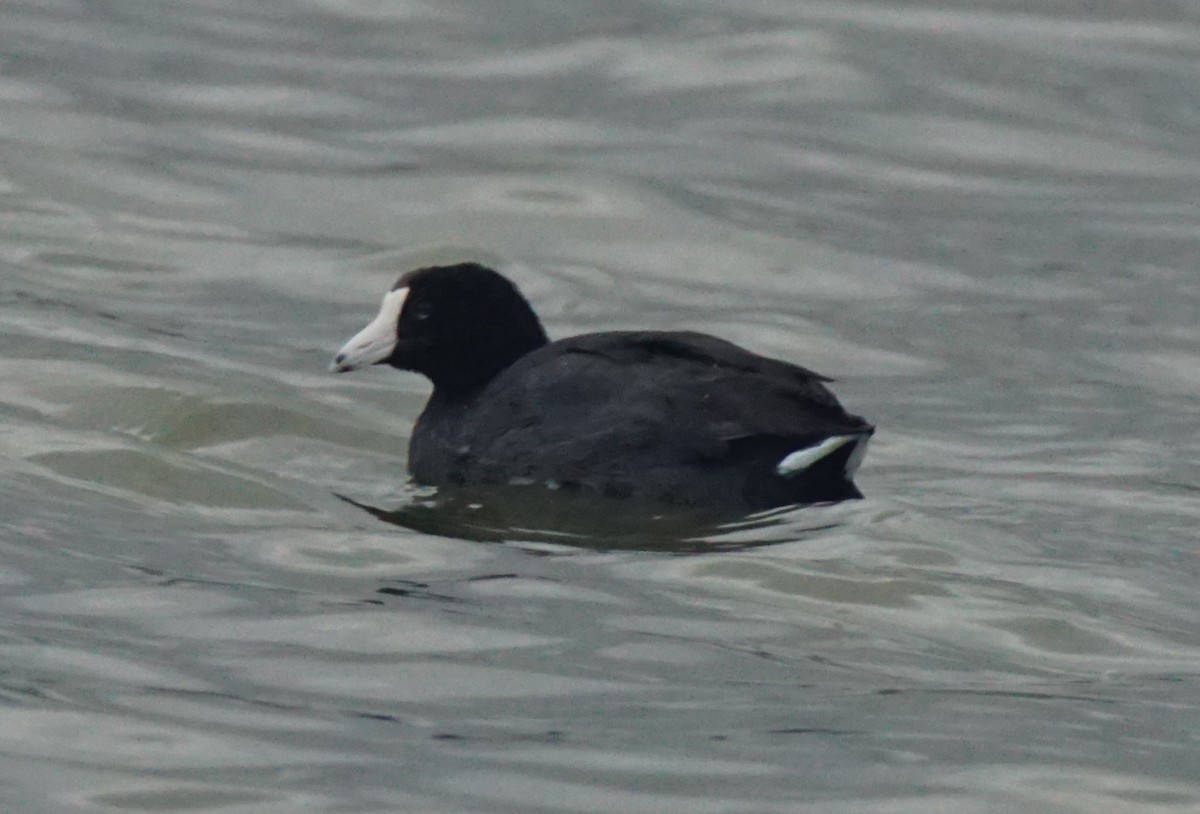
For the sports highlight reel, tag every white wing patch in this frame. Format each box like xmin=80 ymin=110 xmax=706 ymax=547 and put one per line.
xmin=775 ymin=434 xmax=869 ymax=478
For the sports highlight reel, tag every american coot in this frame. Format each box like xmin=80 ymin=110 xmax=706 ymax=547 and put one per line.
xmin=332 ymin=263 xmax=873 ymax=511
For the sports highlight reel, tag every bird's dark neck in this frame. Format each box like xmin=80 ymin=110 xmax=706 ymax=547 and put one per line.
xmin=424 ymin=322 xmax=548 ymax=400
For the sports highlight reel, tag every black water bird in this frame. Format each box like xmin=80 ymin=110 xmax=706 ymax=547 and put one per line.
xmin=332 ymin=263 xmax=872 ymax=511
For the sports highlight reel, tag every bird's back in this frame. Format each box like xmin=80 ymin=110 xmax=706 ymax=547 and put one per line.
xmin=408 ymin=331 xmax=872 ymax=509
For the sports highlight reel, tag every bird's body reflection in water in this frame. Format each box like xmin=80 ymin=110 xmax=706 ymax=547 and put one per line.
xmin=336 ymin=487 xmax=845 ymax=553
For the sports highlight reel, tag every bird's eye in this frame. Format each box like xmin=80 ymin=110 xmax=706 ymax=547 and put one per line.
xmin=411 ymin=304 xmax=432 ymax=322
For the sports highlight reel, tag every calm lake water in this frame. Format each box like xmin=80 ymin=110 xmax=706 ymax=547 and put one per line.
xmin=3 ymin=1 xmax=1200 ymax=811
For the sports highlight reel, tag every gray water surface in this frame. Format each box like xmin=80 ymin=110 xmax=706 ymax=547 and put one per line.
xmin=3 ymin=1 xmax=1200 ymax=812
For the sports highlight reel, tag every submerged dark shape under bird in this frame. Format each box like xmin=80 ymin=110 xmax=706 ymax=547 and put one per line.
xmin=332 ymin=263 xmax=873 ymax=511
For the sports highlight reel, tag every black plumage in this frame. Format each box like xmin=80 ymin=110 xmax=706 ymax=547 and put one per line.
xmin=333 ymin=263 xmax=872 ymax=511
